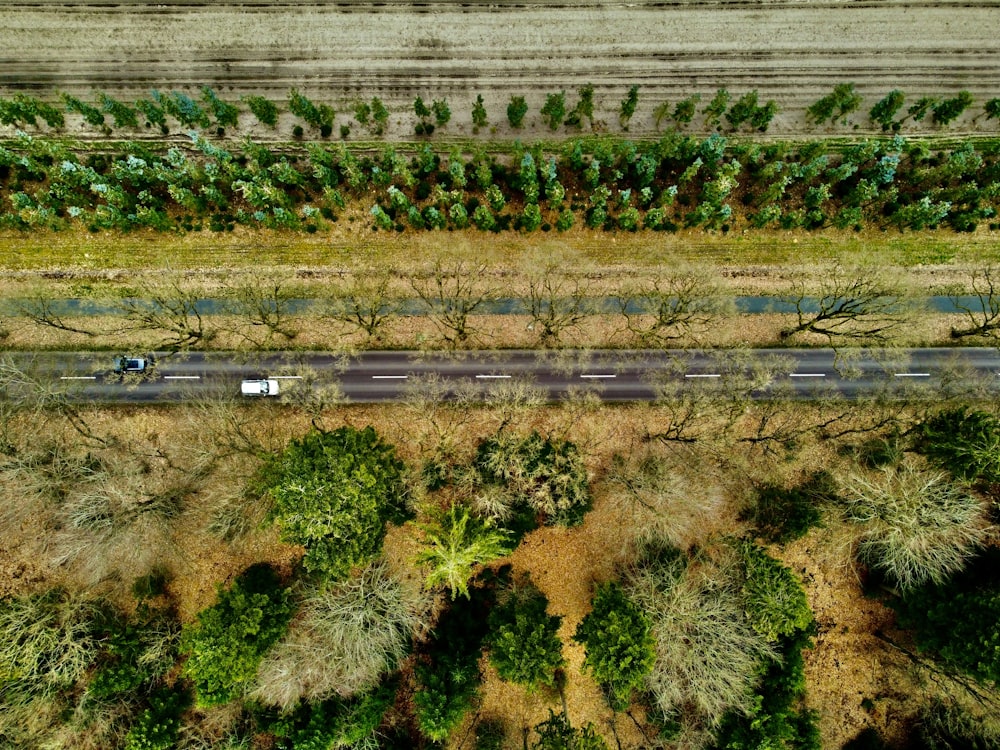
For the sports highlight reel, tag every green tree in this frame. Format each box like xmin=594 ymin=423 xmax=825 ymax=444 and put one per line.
xmin=432 ymin=98 xmax=451 ymax=127
xmin=508 ymin=95 xmax=528 ymax=128
xmin=914 ymin=407 xmax=1000 ymax=483
xmin=414 ymin=95 xmax=432 ymax=120
xmin=807 ymin=83 xmax=862 ymax=125
xmin=243 ymin=94 xmax=279 ymax=127
xmin=907 ymin=96 xmax=937 ymax=122
xmin=738 ymin=541 xmax=814 ymax=643
xmin=261 ymin=426 xmax=407 ymax=581
xmin=179 ymin=564 xmax=294 ymax=707
xmin=201 ymin=87 xmax=239 ymax=128
xmin=892 ymin=549 xmax=1000 ymax=684
xmin=932 ymin=91 xmax=974 ymax=125
xmin=566 ymin=83 xmax=595 ymax=129
xmin=124 ymin=686 xmax=189 ymax=750
xmin=619 ymin=85 xmax=639 ymax=129
xmin=62 ymin=93 xmax=105 ymax=129
xmin=985 ymin=98 xmax=1000 ymax=121
xmin=541 ymin=92 xmax=566 ymax=130
xmin=531 ymin=710 xmax=608 ymax=750
xmin=870 ymin=90 xmax=905 ymax=130
xmin=416 ymin=504 xmax=511 ymax=599
xmin=672 ymin=94 xmax=701 ymax=126
xmin=487 ymin=581 xmax=564 ymax=689
xmin=702 ymin=88 xmax=730 ymax=128
xmin=472 ymin=94 xmax=488 ymax=130
xmin=725 ymin=90 xmax=759 ymax=130
xmin=289 ymin=88 xmax=333 ymax=135
xmin=99 ymin=93 xmax=139 ymax=129
xmin=574 ymin=582 xmax=655 ymax=710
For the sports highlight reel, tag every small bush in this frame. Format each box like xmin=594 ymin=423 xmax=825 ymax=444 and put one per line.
xmin=180 ymin=563 xmax=294 ymax=707
xmin=486 ymin=579 xmax=564 ymax=690
xmin=914 ymin=407 xmax=1000 ymax=483
xmin=124 ymin=685 xmax=189 ymax=750
xmin=507 ymin=96 xmax=528 ymax=128
xmin=744 ymin=472 xmax=832 ymax=544
xmin=243 ymin=95 xmax=279 ymax=127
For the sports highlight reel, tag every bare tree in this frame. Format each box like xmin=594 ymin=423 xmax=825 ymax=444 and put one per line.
xmin=619 ymin=269 xmax=732 ymax=347
xmin=15 ymin=295 xmax=106 ymax=337
xmin=526 ymin=267 xmax=594 ymax=347
xmin=949 ymin=266 xmax=1000 ymax=339
xmin=780 ymin=265 xmax=909 ymax=343
xmin=114 ymin=279 xmax=215 ymax=350
xmin=221 ymin=273 xmax=299 ymax=347
xmin=324 ymin=268 xmax=400 ymax=343
xmin=252 ymin=558 xmax=426 ymax=710
xmin=410 ymin=260 xmax=496 ymax=348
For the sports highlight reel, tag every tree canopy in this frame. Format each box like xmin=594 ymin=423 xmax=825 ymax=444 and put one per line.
xmin=261 ymin=426 xmax=407 ymax=581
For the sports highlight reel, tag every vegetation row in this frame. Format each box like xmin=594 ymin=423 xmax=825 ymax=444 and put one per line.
xmin=1 ymin=85 xmax=999 ymax=140
xmin=2 ymin=129 xmax=1000 ymax=235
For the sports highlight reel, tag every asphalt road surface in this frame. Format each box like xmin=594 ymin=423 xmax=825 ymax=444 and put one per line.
xmin=4 ymin=348 xmax=1000 ymax=404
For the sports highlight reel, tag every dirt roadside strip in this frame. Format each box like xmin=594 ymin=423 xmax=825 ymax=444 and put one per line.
xmin=3 ymin=0 xmax=1000 ymax=140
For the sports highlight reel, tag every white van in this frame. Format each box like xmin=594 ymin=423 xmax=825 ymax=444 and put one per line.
xmin=240 ymin=379 xmax=280 ymax=397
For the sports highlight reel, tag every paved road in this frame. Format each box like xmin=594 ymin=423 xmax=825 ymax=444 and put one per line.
xmin=4 ymin=348 xmax=999 ymax=404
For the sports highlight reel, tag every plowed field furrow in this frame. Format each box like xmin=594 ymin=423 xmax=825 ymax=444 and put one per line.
xmin=2 ymin=1 xmax=998 ymax=137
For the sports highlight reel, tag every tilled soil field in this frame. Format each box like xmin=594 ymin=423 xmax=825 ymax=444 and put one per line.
xmin=3 ymin=0 xmax=1000 ymax=139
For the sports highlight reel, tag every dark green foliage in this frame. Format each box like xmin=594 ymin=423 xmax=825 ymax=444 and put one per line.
xmin=354 ymin=100 xmax=371 ymax=126
xmin=288 ymin=88 xmax=333 ymax=133
xmin=261 ymin=426 xmax=407 ymax=581
xmin=574 ymin=582 xmax=655 ymax=710
xmin=180 ymin=564 xmax=294 ymax=707
xmin=907 ymin=96 xmax=937 ymax=122
xmin=709 ymin=625 xmax=819 ymax=750
xmin=124 ymin=685 xmax=190 ymax=750
xmin=99 ymin=93 xmax=139 ymax=129
xmin=63 ymin=93 xmax=105 ymax=128
xmin=565 ymin=84 xmax=595 ymax=129
xmin=472 ymin=94 xmax=488 ymax=129
xmin=542 ymin=92 xmax=567 ymax=131
xmin=507 ymin=95 xmax=528 ymax=128
xmin=414 ymin=96 xmax=432 ymax=120
xmin=914 ymin=407 xmax=1000 ymax=483
xmin=703 ymin=88 xmax=731 ymax=127
xmin=135 ymin=98 xmax=168 ymax=131
xmin=413 ymin=574 xmax=498 ymax=742
xmin=201 ymin=87 xmax=240 ymax=128
xmin=619 ymin=85 xmax=640 ymax=128
xmin=432 ymin=99 xmax=451 ymax=127
xmin=739 ymin=541 xmax=814 ymax=643
xmin=475 ymin=718 xmax=506 ymax=750
xmin=726 ymin=91 xmax=759 ymax=130
xmin=892 ymin=548 xmax=1000 ymax=684
xmin=807 ymin=83 xmax=862 ymax=124
xmin=932 ymin=91 xmax=974 ymax=125
xmin=985 ymin=98 xmax=1000 ymax=121
xmin=531 ymin=710 xmax=608 ymax=750
xmin=870 ymin=90 xmax=905 ymax=130
xmin=243 ymin=95 xmax=279 ymax=127
xmin=89 ymin=606 xmax=178 ymax=700
xmin=0 ymin=94 xmax=64 ymax=128
xmin=475 ymin=431 xmax=591 ymax=526
xmin=371 ymin=97 xmax=389 ymax=134
xmin=269 ymin=681 xmax=397 ymax=750
xmin=672 ymin=94 xmax=701 ymax=125
xmin=750 ymin=100 xmax=778 ymax=131
xmin=486 ymin=581 xmax=564 ymax=690
xmin=744 ymin=472 xmax=832 ymax=544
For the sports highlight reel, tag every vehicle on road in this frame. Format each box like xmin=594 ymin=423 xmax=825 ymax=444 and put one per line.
xmin=241 ymin=379 xmax=280 ymax=397
xmin=114 ymin=355 xmax=152 ymax=375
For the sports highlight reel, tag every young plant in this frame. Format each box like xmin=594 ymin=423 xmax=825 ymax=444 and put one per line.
xmin=486 ymin=580 xmax=564 ymax=690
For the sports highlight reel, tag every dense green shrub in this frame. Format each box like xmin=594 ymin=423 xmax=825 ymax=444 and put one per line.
xmin=914 ymin=407 xmax=1000 ymax=483
xmin=267 ymin=681 xmax=397 ymax=750
xmin=243 ymin=95 xmax=279 ymax=127
xmin=739 ymin=541 xmax=814 ymax=643
xmin=261 ymin=426 xmax=407 ymax=581
xmin=89 ymin=607 xmax=179 ymax=699
xmin=891 ymin=548 xmax=1000 ymax=684
xmin=574 ymin=582 xmax=655 ymax=710
xmin=124 ymin=685 xmax=190 ymax=750
xmin=413 ymin=572 xmax=500 ymax=741
xmin=508 ymin=95 xmax=528 ymax=128
xmin=744 ymin=472 xmax=832 ymax=544
xmin=180 ymin=563 xmax=294 ymax=707
xmin=486 ymin=580 xmax=564 ymax=690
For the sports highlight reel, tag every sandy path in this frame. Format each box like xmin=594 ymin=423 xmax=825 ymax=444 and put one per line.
xmin=2 ymin=0 xmax=999 ymax=138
